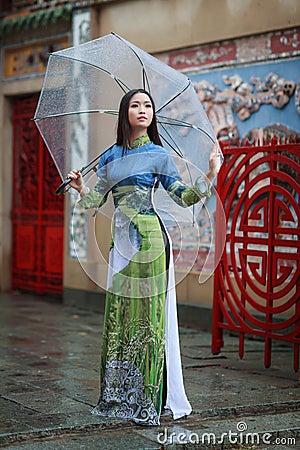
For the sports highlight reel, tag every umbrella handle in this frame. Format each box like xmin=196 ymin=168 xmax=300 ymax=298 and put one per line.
xmin=55 ymin=163 xmax=99 ymax=195
xmin=54 ymin=145 xmax=113 ymax=195
xmin=55 ymin=178 xmax=72 ymax=195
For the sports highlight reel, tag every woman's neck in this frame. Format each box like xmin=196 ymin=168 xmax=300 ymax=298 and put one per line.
xmin=130 ymin=129 xmax=148 ymax=145
xmin=129 ymin=133 xmax=150 ymax=149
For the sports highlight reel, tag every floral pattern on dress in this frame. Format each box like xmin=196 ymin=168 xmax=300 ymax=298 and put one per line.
xmin=91 ymin=360 xmax=160 ymax=426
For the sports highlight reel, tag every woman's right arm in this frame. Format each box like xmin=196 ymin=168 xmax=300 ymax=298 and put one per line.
xmin=66 ymin=169 xmax=108 ymax=209
xmin=66 ymin=169 xmax=90 ymax=196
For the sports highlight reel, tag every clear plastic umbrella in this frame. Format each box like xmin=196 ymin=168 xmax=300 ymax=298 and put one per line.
xmin=34 ymin=33 xmax=224 ymax=279
xmin=33 ymin=33 xmax=219 ymax=193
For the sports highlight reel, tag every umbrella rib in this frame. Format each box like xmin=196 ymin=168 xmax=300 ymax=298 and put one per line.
xmin=111 ymin=32 xmax=151 ymax=93
xmin=155 ymin=80 xmax=191 ymax=114
xmin=159 ymin=123 xmax=184 ymax=158
xmin=51 ymin=53 xmax=130 ymax=93
xmin=158 ymin=118 xmax=196 ymax=128
xmin=34 ymin=109 xmax=118 ymax=121
xmin=158 ymin=115 xmax=198 ymax=128
xmin=160 ymin=133 xmax=183 ymax=159
xmin=159 ymin=122 xmax=194 ymax=185
xmin=157 ymin=115 xmax=214 ymax=142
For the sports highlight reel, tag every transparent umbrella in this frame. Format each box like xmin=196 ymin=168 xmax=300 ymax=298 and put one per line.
xmin=33 ymin=32 xmax=224 ymax=278
xmin=33 ymin=32 xmax=220 ymax=193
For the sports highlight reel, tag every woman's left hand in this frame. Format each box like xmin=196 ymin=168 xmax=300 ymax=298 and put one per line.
xmin=206 ymin=141 xmax=222 ymax=182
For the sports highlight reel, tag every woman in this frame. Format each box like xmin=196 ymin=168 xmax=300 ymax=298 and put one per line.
xmin=67 ymin=89 xmax=221 ymax=426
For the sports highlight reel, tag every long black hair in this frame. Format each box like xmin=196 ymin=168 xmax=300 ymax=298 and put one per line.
xmin=116 ymin=89 xmax=162 ymax=149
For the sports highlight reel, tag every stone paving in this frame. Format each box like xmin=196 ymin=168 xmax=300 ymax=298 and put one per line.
xmin=0 ymin=292 xmax=299 ymax=449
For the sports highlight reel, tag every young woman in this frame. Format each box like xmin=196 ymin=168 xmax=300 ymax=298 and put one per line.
xmin=67 ymin=89 xmax=221 ymax=426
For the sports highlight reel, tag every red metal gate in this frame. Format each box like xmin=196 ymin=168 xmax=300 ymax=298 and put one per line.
xmin=11 ymin=96 xmax=64 ymax=296
xmin=212 ymin=139 xmax=300 ymax=371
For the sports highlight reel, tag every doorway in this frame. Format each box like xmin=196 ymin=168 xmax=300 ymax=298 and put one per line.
xmin=11 ymin=95 xmax=64 ymax=296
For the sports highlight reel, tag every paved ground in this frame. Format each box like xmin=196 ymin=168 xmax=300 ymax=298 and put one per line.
xmin=0 ymin=292 xmax=299 ymax=449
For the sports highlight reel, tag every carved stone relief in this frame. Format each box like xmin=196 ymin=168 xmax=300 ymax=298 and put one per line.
xmin=193 ymin=72 xmax=298 ymax=143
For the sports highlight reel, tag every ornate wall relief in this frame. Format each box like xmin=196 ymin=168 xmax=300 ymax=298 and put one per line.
xmin=157 ymin=28 xmax=300 ymax=144
xmin=193 ymin=71 xmax=297 ymax=144
xmin=3 ymin=36 xmax=68 ymax=79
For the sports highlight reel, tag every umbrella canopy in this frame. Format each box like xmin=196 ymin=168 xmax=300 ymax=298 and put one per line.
xmin=34 ymin=32 xmax=223 ymax=225
xmin=34 ymin=32 xmax=224 ymax=280
xmin=34 ymin=33 xmax=218 ymax=189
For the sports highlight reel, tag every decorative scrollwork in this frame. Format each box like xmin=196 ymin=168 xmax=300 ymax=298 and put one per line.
xmin=213 ymin=140 xmax=300 ymax=367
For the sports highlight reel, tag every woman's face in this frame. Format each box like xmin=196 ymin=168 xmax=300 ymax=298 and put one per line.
xmin=128 ymin=92 xmax=153 ymax=132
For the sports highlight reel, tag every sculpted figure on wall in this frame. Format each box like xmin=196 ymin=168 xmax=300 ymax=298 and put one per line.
xmin=194 ymin=72 xmax=297 ymax=143
xmin=194 ymin=79 xmax=240 ymax=144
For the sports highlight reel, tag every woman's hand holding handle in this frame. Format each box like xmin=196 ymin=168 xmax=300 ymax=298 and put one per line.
xmin=66 ymin=170 xmax=89 ymax=196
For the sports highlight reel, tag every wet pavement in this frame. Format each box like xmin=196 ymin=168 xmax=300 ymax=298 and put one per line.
xmin=0 ymin=292 xmax=299 ymax=449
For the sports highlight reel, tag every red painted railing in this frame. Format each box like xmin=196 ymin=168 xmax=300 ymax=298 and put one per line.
xmin=212 ymin=138 xmax=300 ymax=371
